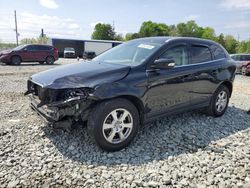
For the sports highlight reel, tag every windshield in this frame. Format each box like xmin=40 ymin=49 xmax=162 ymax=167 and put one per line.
xmin=92 ymin=40 xmax=162 ymax=66
xmin=65 ymin=47 xmax=74 ymax=51
xmin=13 ymin=45 xmax=25 ymax=51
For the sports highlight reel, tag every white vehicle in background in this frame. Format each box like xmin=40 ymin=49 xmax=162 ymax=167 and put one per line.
xmin=230 ymin=54 xmax=250 ymax=73
xmin=63 ymin=47 xmax=76 ymax=58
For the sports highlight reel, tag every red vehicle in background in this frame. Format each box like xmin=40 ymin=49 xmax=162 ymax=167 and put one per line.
xmin=0 ymin=44 xmax=58 ymax=65
xmin=242 ymin=61 xmax=250 ymax=76
xmin=230 ymin=54 xmax=250 ymax=75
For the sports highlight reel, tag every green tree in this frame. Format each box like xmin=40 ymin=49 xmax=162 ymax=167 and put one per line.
xmin=201 ymin=27 xmax=217 ymax=41
xmin=113 ymin=33 xmax=124 ymax=41
xmin=224 ymin=35 xmax=238 ymax=54
xmin=20 ymin=35 xmax=48 ymax=45
xmin=91 ymin=23 xmax=115 ymax=40
xmin=237 ymin=39 xmax=250 ymax=53
xmin=125 ymin=33 xmax=140 ymax=41
xmin=0 ymin=42 xmax=16 ymax=50
xmin=176 ymin=21 xmax=203 ymax=37
xmin=217 ymin=33 xmax=226 ymax=47
xmin=139 ymin=21 xmax=170 ymax=37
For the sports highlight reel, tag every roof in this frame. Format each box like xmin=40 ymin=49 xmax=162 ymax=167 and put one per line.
xmin=230 ymin=53 xmax=250 ymax=56
xmin=50 ymin=37 xmax=122 ymax=44
xmin=132 ymin=36 xmax=218 ymax=45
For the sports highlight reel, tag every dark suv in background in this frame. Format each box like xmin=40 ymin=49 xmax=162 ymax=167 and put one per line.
xmin=26 ymin=37 xmax=236 ymax=151
xmin=82 ymin=51 xmax=96 ymax=59
xmin=0 ymin=44 xmax=58 ymax=65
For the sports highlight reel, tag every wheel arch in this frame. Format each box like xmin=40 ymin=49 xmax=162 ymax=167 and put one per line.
xmin=11 ymin=55 xmax=22 ymax=61
xmin=108 ymin=95 xmax=145 ymax=126
xmin=219 ymin=81 xmax=233 ymax=97
xmin=46 ymin=55 xmax=55 ymax=61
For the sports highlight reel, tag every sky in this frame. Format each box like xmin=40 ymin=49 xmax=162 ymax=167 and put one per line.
xmin=0 ymin=0 xmax=250 ymax=43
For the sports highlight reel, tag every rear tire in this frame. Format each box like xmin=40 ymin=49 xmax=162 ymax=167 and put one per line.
xmin=87 ymin=98 xmax=139 ymax=151
xmin=11 ymin=56 xmax=21 ymax=65
xmin=46 ymin=56 xmax=55 ymax=65
xmin=207 ymin=85 xmax=230 ymax=117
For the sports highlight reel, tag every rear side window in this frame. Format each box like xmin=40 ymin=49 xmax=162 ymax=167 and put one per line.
xmin=240 ymin=55 xmax=250 ymax=61
xmin=26 ymin=45 xmax=38 ymax=51
xmin=190 ymin=45 xmax=212 ymax=64
xmin=36 ymin=46 xmax=51 ymax=51
xmin=210 ymin=45 xmax=226 ymax=59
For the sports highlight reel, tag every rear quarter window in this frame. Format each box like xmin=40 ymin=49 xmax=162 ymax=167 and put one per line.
xmin=190 ymin=45 xmax=212 ymax=64
xmin=210 ymin=44 xmax=226 ymax=59
xmin=37 ymin=46 xmax=51 ymax=51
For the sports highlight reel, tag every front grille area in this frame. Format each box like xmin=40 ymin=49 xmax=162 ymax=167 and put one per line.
xmin=28 ymin=80 xmax=43 ymax=99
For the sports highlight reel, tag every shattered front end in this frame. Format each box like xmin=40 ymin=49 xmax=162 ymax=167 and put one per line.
xmin=25 ymin=80 xmax=95 ymax=128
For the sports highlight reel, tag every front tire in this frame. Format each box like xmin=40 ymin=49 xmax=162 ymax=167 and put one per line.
xmin=11 ymin=56 xmax=21 ymax=65
xmin=207 ymin=85 xmax=230 ymax=117
xmin=87 ymin=98 xmax=139 ymax=151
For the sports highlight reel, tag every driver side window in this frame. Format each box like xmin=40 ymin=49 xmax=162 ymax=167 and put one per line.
xmin=159 ymin=46 xmax=188 ymax=66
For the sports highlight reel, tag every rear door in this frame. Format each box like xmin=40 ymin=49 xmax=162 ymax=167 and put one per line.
xmin=37 ymin=45 xmax=50 ymax=61
xmin=188 ymin=44 xmax=223 ymax=105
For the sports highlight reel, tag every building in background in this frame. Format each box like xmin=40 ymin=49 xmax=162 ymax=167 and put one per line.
xmin=47 ymin=38 xmax=122 ymax=58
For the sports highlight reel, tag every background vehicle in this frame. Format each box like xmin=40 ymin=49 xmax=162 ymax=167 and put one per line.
xmin=82 ymin=51 xmax=96 ymax=59
xmin=230 ymin=54 xmax=250 ymax=73
xmin=0 ymin=44 xmax=58 ymax=65
xmin=63 ymin=47 xmax=76 ymax=58
xmin=242 ymin=61 xmax=250 ymax=76
xmin=26 ymin=37 xmax=236 ymax=151
xmin=48 ymin=38 xmax=122 ymax=57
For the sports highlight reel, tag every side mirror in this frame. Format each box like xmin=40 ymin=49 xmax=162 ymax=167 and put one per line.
xmin=152 ymin=58 xmax=175 ymax=69
xmin=23 ymin=48 xmax=27 ymax=52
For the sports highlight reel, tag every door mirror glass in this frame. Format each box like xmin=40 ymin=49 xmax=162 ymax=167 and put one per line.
xmin=152 ymin=58 xmax=175 ymax=69
xmin=23 ymin=48 xmax=28 ymax=52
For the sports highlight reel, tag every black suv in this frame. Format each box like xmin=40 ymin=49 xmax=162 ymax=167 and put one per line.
xmin=82 ymin=51 xmax=96 ymax=59
xmin=26 ymin=37 xmax=236 ymax=151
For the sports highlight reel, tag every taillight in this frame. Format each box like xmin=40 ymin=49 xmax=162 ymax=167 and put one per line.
xmin=247 ymin=62 xmax=250 ymax=68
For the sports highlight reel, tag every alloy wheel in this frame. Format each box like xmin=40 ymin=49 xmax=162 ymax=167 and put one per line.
xmin=215 ymin=91 xmax=228 ymax=112
xmin=102 ymin=108 xmax=133 ymax=144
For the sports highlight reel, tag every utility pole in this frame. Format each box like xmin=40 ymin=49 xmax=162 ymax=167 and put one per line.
xmin=41 ymin=28 xmax=44 ymax=44
xmin=14 ymin=10 xmax=18 ymax=46
xmin=112 ymin=20 xmax=115 ymax=31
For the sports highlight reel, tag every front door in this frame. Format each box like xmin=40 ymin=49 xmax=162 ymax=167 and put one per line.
xmin=145 ymin=44 xmax=194 ymax=118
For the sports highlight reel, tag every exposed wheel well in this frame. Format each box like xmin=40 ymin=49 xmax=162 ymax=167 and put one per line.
xmin=220 ymin=81 xmax=233 ymax=97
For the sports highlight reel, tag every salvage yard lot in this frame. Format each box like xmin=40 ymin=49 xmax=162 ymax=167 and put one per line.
xmin=0 ymin=59 xmax=250 ymax=187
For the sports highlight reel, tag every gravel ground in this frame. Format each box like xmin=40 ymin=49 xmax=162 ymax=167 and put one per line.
xmin=0 ymin=59 xmax=250 ymax=188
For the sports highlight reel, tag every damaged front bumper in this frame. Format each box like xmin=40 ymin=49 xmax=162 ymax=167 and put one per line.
xmin=29 ymin=94 xmax=93 ymax=128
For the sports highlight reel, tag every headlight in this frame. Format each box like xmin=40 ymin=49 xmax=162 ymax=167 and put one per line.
xmin=58 ymin=88 xmax=93 ymax=102
xmin=247 ymin=65 xmax=250 ymax=68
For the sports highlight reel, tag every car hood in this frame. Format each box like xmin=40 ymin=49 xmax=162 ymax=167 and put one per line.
xmin=30 ymin=61 xmax=131 ymax=89
xmin=0 ymin=50 xmax=11 ymax=55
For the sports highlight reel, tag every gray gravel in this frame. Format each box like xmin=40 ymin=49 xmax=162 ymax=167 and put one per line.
xmin=0 ymin=60 xmax=250 ymax=187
